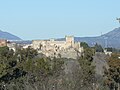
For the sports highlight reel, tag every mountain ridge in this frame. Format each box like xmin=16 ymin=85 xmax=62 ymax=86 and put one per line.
xmin=74 ymin=27 xmax=120 ymax=48
xmin=57 ymin=27 xmax=120 ymax=48
xmin=1 ymin=27 xmax=120 ymax=48
xmin=0 ymin=30 xmax=22 ymax=40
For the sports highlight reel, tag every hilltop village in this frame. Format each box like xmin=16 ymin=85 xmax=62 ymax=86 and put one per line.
xmin=0 ymin=36 xmax=83 ymax=59
xmin=1 ymin=36 xmax=120 ymax=90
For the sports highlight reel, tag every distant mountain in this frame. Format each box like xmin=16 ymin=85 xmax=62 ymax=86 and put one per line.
xmin=1 ymin=27 xmax=120 ymax=48
xmin=0 ymin=30 xmax=21 ymax=40
xmin=21 ymin=27 xmax=120 ymax=48
xmin=74 ymin=27 xmax=120 ymax=48
xmin=101 ymin=27 xmax=120 ymax=39
xmin=58 ymin=27 xmax=120 ymax=48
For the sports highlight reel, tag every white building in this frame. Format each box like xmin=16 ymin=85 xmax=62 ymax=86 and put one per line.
xmin=104 ymin=49 xmax=112 ymax=56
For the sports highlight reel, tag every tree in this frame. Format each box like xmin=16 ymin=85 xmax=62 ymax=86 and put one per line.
xmin=0 ymin=46 xmax=66 ymax=90
xmin=104 ymin=53 xmax=120 ymax=90
xmin=94 ymin=43 xmax=104 ymax=52
xmin=80 ymin=42 xmax=89 ymax=49
xmin=78 ymin=47 xmax=96 ymax=90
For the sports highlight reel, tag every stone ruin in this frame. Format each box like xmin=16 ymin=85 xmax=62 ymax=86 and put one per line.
xmin=32 ymin=36 xmax=83 ymax=59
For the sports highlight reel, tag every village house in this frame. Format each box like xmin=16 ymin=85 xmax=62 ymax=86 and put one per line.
xmin=0 ymin=39 xmax=7 ymax=47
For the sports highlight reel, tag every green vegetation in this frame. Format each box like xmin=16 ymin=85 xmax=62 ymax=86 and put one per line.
xmin=78 ymin=47 xmax=96 ymax=90
xmin=104 ymin=53 xmax=120 ymax=90
xmin=94 ymin=43 xmax=104 ymax=52
xmin=80 ymin=42 xmax=89 ymax=49
xmin=0 ymin=46 xmax=64 ymax=90
xmin=0 ymin=44 xmax=120 ymax=90
xmin=105 ymin=47 xmax=120 ymax=53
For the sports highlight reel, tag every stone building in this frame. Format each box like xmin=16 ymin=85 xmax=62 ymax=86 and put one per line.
xmin=32 ymin=36 xmax=83 ymax=58
xmin=0 ymin=39 xmax=7 ymax=47
xmin=7 ymin=41 xmax=17 ymax=51
xmin=32 ymin=36 xmax=80 ymax=50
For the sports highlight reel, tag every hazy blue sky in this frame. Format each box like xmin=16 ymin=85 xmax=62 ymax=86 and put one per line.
xmin=0 ymin=0 xmax=120 ymax=40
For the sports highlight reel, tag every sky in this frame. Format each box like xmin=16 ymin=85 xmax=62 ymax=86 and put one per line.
xmin=0 ymin=0 xmax=120 ymax=40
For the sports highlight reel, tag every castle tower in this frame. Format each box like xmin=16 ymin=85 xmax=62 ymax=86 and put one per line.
xmin=65 ymin=36 xmax=74 ymax=47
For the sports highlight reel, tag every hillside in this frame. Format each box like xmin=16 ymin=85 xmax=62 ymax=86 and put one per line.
xmin=57 ymin=27 xmax=120 ymax=48
xmin=0 ymin=30 xmax=21 ymax=40
xmin=1 ymin=27 xmax=120 ymax=48
xmin=75 ymin=27 xmax=120 ymax=48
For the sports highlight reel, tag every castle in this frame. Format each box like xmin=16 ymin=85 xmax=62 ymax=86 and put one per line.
xmin=32 ymin=36 xmax=83 ymax=58
xmin=0 ymin=36 xmax=83 ymax=59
